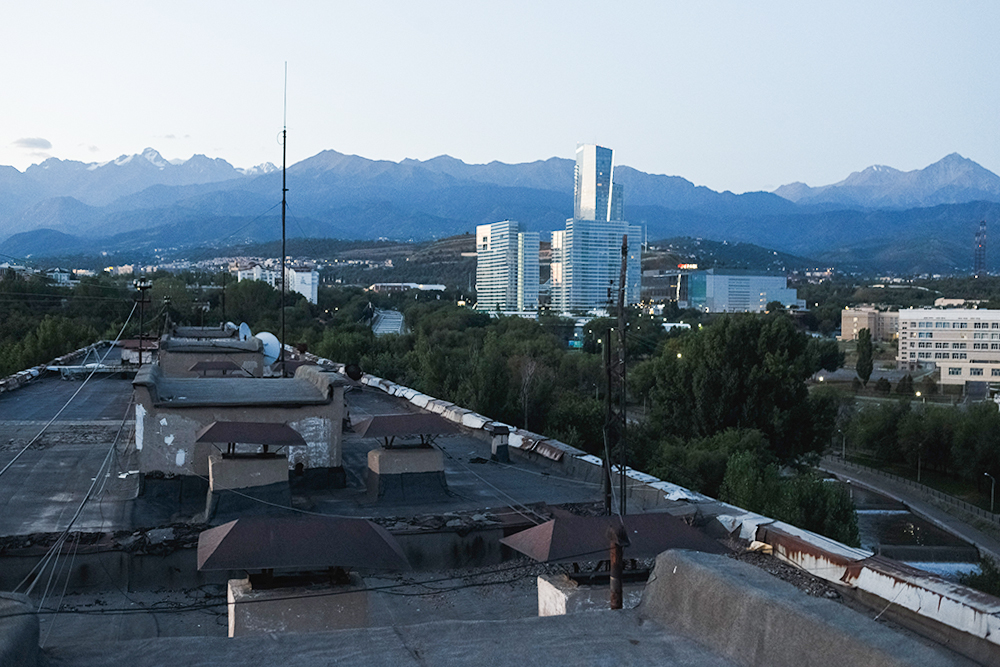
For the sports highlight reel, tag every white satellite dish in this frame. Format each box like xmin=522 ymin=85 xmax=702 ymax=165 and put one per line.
xmin=256 ymin=332 xmax=281 ymax=366
xmin=238 ymin=322 xmax=252 ymax=342
xmin=224 ymin=321 xmax=238 ymax=332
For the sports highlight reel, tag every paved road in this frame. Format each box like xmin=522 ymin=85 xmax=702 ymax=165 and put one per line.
xmin=820 ymin=456 xmax=1000 ymax=564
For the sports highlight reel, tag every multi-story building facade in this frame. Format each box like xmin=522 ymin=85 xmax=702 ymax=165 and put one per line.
xmin=475 ymin=220 xmax=539 ymax=312
xmin=898 ymin=308 xmax=1000 ymax=385
xmin=839 ymin=307 xmax=899 ymax=342
xmin=667 ymin=269 xmax=803 ymax=313
xmin=551 ymin=220 xmax=641 ymax=313
xmin=286 ymin=265 xmax=319 ymax=304
xmin=551 ymin=144 xmax=641 ymax=314
xmin=236 ymin=262 xmax=318 ymax=304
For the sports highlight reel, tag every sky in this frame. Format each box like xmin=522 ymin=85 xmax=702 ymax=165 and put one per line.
xmin=2 ymin=1 xmax=999 ymax=193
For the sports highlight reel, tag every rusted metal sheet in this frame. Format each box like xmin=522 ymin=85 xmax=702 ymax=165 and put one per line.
xmin=519 ymin=437 xmax=565 ymax=462
xmin=195 ymin=421 xmax=308 ymax=447
xmin=197 ymin=515 xmax=410 ymax=571
xmin=843 ymin=554 xmax=1000 ymax=650
xmin=352 ymin=413 xmax=458 ymax=438
xmin=500 ymin=511 xmax=727 ymax=563
xmin=755 ymin=523 xmax=869 ymax=586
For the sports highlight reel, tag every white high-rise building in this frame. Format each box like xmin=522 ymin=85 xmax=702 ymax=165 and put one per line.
xmin=475 ymin=220 xmax=539 ymax=312
xmin=551 ymin=145 xmax=640 ymax=314
xmin=286 ymin=265 xmax=319 ymax=305
xmin=551 ymin=220 xmax=642 ymax=313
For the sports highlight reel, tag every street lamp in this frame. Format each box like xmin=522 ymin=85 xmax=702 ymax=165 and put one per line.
xmin=986 ymin=472 xmax=996 ymax=514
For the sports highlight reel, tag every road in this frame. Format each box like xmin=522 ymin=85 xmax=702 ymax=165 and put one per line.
xmin=820 ymin=456 xmax=1000 ymax=564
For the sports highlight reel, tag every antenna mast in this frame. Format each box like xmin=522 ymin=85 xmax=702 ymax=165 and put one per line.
xmin=280 ymin=62 xmax=288 ymax=375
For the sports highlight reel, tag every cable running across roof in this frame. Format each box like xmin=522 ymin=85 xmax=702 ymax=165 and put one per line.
xmin=0 ymin=301 xmax=138 ymax=481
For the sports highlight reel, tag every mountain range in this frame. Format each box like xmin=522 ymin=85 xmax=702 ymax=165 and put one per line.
xmin=0 ymin=148 xmax=998 ymax=275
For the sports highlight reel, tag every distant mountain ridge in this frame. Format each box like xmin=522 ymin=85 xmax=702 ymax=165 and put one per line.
xmin=1 ymin=148 xmax=999 ymax=275
xmin=773 ymin=153 xmax=1000 ymax=209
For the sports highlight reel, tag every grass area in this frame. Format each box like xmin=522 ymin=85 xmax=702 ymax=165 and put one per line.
xmin=847 ymin=452 xmax=995 ymax=512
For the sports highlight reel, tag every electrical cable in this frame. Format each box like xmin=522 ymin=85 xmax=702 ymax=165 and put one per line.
xmin=2 ymin=548 xmax=620 ymax=620
xmin=0 ymin=302 xmax=137 ymax=481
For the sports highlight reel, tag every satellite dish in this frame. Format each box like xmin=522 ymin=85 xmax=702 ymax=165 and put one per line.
xmin=256 ymin=332 xmax=281 ymax=366
xmin=345 ymin=363 xmax=363 ymax=382
xmin=238 ymin=322 xmax=252 ymax=342
xmin=224 ymin=321 xmax=238 ymax=332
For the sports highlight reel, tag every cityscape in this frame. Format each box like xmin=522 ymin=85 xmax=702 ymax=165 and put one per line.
xmin=3 ymin=2 xmax=1000 ymax=666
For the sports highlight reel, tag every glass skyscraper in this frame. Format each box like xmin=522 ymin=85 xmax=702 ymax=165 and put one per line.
xmin=553 ymin=145 xmax=641 ymax=313
xmin=475 ymin=220 xmax=539 ymax=312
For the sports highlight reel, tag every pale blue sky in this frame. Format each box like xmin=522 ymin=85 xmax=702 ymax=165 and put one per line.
xmin=2 ymin=1 xmax=998 ymax=193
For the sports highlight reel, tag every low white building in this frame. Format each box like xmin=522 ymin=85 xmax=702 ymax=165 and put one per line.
xmin=235 ymin=262 xmax=318 ymax=305
xmin=898 ymin=308 xmax=1000 ymax=385
xmin=687 ymin=269 xmax=804 ymax=313
xmin=236 ymin=263 xmax=280 ymax=287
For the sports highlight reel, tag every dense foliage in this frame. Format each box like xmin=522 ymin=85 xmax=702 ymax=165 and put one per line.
xmin=845 ymin=400 xmax=1000 ymax=485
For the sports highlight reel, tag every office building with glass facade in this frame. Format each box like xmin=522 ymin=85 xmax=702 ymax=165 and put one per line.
xmin=552 ymin=144 xmax=640 ymax=314
xmin=475 ymin=220 xmax=539 ymax=312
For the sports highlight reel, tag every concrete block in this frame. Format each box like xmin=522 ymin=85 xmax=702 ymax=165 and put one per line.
xmin=228 ymin=574 xmax=368 ymax=637
xmin=461 ymin=412 xmax=489 ymax=429
xmin=209 ymin=453 xmax=289 ymax=491
xmin=0 ymin=593 xmax=38 ymax=667
xmin=537 ymin=574 xmax=643 ymax=617
xmin=410 ymin=393 xmax=431 ymax=408
xmin=367 ymin=448 xmax=444 ymax=475
xmin=639 ymin=550 xmax=966 ymax=667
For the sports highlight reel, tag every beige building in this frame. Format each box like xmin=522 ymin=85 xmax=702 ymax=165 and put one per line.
xmin=839 ymin=307 xmax=898 ymax=342
xmin=898 ymin=308 xmax=1000 ymax=385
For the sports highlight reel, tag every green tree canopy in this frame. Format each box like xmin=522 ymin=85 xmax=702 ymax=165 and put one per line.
xmin=856 ymin=328 xmax=874 ymax=387
xmin=633 ymin=313 xmax=841 ymax=463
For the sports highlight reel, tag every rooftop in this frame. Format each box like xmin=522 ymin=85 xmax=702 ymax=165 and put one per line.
xmin=0 ymin=344 xmax=996 ymax=665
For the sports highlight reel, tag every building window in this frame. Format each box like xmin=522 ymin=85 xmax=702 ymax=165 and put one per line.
xmin=971 ymin=368 xmax=984 ymax=376
xmin=949 ymin=367 xmax=962 ymax=375
xmin=993 ymin=369 xmax=1000 ymax=377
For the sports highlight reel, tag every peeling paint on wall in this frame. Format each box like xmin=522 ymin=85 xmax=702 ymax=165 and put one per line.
xmin=176 ymin=450 xmax=186 ymax=467
xmin=135 ymin=404 xmax=145 ymax=451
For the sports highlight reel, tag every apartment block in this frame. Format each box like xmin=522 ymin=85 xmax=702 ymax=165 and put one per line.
xmin=898 ymin=308 xmax=1000 ymax=384
xmin=839 ymin=307 xmax=899 ymax=342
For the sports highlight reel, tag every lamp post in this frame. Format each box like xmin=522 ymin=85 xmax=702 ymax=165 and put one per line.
xmin=986 ymin=472 xmax=996 ymax=514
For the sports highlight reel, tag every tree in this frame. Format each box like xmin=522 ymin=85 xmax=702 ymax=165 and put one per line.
xmin=856 ymin=328 xmax=874 ymax=387
xmin=719 ymin=449 xmax=781 ymax=516
xmin=895 ymin=374 xmax=914 ymax=396
xmin=637 ymin=314 xmax=841 ymax=463
xmin=875 ymin=377 xmax=891 ymax=394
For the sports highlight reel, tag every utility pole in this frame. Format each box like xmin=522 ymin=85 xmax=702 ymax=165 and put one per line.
xmin=616 ymin=236 xmax=628 ymax=517
xmin=133 ymin=278 xmax=152 ymax=366
xmin=604 ymin=236 xmax=629 ymax=516
xmin=279 ymin=62 xmax=288 ymax=377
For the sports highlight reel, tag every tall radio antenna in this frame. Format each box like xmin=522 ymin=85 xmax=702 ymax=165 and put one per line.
xmin=280 ymin=62 xmax=288 ymax=375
